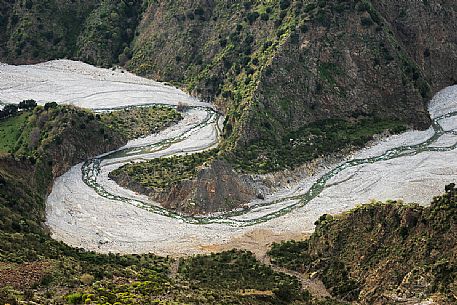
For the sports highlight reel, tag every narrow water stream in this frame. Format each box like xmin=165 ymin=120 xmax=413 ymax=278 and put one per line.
xmin=81 ymin=105 xmax=457 ymax=227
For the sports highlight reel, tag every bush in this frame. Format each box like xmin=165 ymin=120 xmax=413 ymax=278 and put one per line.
xmin=80 ymin=273 xmax=95 ymax=285
xmin=0 ymin=104 xmax=18 ymax=119
xmin=361 ymin=16 xmax=374 ymax=27
xmin=280 ymin=0 xmax=291 ymax=10
xmin=194 ymin=7 xmax=204 ymax=16
xmin=246 ymin=11 xmax=259 ymax=24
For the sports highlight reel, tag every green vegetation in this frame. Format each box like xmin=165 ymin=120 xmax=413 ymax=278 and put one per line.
xmin=269 ymin=240 xmax=311 ymax=272
xmin=0 ymin=0 xmax=145 ymax=66
xmin=76 ymin=0 xmax=145 ymax=66
xmin=179 ymin=249 xmax=306 ymax=302
xmin=268 ymin=185 xmax=457 ymax=303
xmin=0 ymin=104 xmax=179 ymax=160
xmin=0 ymin=105 xmax=316 ymax=305
xmin=110 ymin=150 xmax=217 ymax=190
xmin=180 ymin=249 xmax=298 ymax=290
xmin=4 ymin=104 xmax=122 ymax=160
xmin=0 ymin=112 xmax=30 ymax=153
xmin=100 ymin=106 xmax=182 ymax=140
xmin=232 ymin=118 xmax=407 ymax=173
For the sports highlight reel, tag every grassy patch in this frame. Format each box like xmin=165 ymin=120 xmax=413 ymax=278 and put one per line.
xmin=0 ymin=112 xmax=30 ymax=153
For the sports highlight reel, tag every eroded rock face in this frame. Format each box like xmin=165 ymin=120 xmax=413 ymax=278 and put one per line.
xmin=159 ymin=160 xmax=257 ymax=215
xmin=113 ymin=159 xmax=257 ymax=215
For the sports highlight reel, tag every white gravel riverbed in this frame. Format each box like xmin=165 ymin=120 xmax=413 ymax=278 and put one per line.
xmin=0 ymin=59 xmax=206 ymax=108
xmin=1 ymin=60 xmax=456 ymax=256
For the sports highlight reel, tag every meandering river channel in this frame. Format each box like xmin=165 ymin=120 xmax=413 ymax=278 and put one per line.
xmin=1 ymin=60 xmax=456 ymax=255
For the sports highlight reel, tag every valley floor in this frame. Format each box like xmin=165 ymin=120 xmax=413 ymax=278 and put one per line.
xmin=1 ymin=60 xmax=456 ymax=257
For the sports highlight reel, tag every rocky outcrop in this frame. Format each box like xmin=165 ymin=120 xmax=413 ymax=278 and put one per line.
xmin=113 ymin=159 xmax=257 ymax=215
xmin=156 ymin=160 xmax=257 ymax=215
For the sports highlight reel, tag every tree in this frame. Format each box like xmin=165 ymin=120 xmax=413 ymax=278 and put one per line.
xmin=445 ymin=183 xmax=456 ymax=194
xmin=2 ymin=104 xmax=18 ymax=117
xmin=44 ymin=102 xmax=58 ymax=111
xmin=18 ymin=99 xmax=37 ymax=110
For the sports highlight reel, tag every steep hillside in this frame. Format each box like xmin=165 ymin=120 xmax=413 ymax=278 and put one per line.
xmin=0 ymin=0 xmax=144 ymax=66
xmin=372 ymin=0 xmax=457 ymax=91
xmin=2 ymin=0 xmax=456 ymax=173
xmin=0 ymin=104 xmax=126 ymax=235
xmin=0 ymin=0 xmax=97 ymax=64
xmin=126 ymin=0 xmax=457 ymax=172
xmin=269 ymin=185 xmax=457 ymax=304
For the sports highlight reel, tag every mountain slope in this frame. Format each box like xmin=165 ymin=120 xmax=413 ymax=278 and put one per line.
xmin=125 ymin=0 xmax=457 ymax=172
xmin=0 ymin=0 xmax=144 ymax=67
xmin=1 ymin=0 xmax=456 ymax=173
xmin=269 ymin=186 xmax=457 ymax=304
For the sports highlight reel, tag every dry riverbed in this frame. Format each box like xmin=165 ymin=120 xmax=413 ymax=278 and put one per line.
xmin=1 ymin=60 xmax=456 ymax=257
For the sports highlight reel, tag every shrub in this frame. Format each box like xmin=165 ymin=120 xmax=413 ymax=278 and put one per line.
xmin=194 ymin=7 xmax=204 ymax=16
xmin=246 ymin=11 xmax=259 ymax=24
xmin=67 ymin=292 xmax=84 ymax=304
xmin=361 ymin=16 xmax=374 ymax=27
xmin=280 ymin=0 xmax=291 ymax=10
xmin=80 ymin=273 xmax=95 ymax=285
